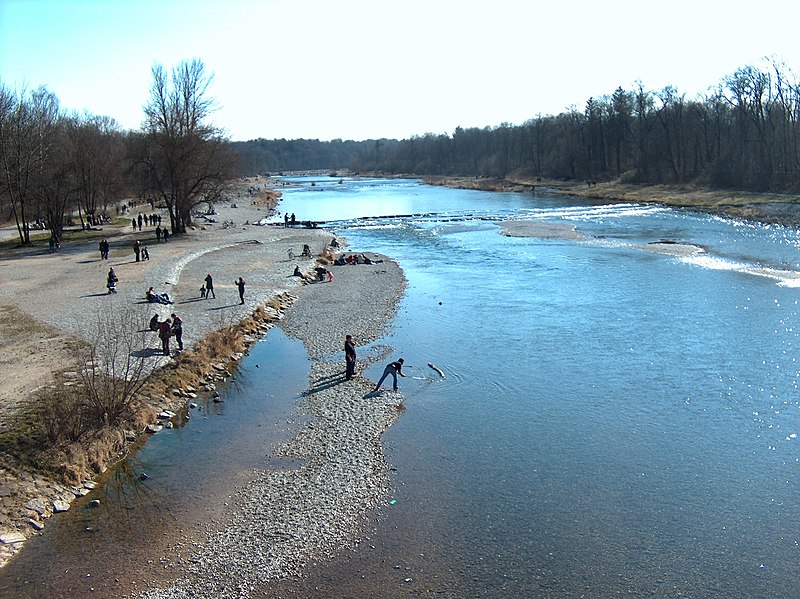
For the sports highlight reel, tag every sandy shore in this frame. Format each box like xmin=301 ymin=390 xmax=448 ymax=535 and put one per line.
xmin=0 ymin=178 xmax=406 ymax=581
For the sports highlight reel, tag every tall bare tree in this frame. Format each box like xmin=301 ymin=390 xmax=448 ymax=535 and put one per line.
xmin=0 ymin=84 xmax=61 ymax=244
xmin=137 ymin=59 xmax=236 ymax=234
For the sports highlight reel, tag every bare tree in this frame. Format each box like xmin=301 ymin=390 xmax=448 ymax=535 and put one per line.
xmin=0 ymin=84 xmax=61 ymax=244
xmin=137 ymin=59 xmax=237 ymax=234
xmin=66 ymin=114 xmax=125 ymax=227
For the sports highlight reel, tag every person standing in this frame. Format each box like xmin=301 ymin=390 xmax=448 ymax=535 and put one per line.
xmin=101 ymin=239 xmax=109 ymax=259
xmin=374 ymin=358 xmax=406 ymax=391
xmin=98 ymin=239 xmax=105 ymax=260
xmin=290 ymin=213 xmax=296 ymax=227
xmin=345 ymin=335 xmax=356 ymax=380
xmin=156 ymin=225 xmax=161 ymax=242
xmin=235 ymin=277 xmax=246 ymax=304
xmin=171 ymin=313 xmax=184 ymax=351
xmin=284 ymin=213 xmax=288 ymax=228
xmin=158 ymin=318 xmax=172 ymax=356
xmin=204 ymin=274 xmax=215 ymax=299
xmin=137 ymin=213 xmax=143 ymax=231
xmin=163 ymin=228 xmax=169 ymax=242
xmin=133 ymin=240 xmax=141 ymax=262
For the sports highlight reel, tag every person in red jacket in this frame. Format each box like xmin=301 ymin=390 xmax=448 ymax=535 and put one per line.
xmin=158 ymin=318 xmax=172 ymax=356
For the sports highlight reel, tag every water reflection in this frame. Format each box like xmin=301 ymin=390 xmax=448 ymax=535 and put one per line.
xmin=0 ymin=329 xmax=310 ymax=598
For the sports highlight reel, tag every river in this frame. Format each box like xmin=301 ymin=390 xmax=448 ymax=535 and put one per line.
xmin=2 ymin=176 xmax=799 ymax=597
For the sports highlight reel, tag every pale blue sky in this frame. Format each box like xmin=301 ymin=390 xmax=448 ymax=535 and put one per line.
xmin=1 ymin=0 xmax=799 ymax=142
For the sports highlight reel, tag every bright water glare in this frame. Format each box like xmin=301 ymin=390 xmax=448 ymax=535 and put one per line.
xmin=276 ymin=175 xmax=800 ymax=597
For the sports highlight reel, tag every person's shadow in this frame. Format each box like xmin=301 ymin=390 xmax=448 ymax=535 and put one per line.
xmin=81 ymin=292 xmax=113 ymax=298
xmin=130 ymin=347 xmax=164 ymax=358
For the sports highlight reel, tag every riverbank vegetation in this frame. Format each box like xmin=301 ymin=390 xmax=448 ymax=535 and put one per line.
xmin=5 ymin=57 xmax=800 ymax=249
xmin=234 ymin=58 xmax=800 ymax=200
xmin=0 ymin=59 xmax=236 ymax=246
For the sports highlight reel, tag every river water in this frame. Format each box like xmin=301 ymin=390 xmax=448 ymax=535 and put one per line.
xmin=271 ymin=176 xmax=800 ymax=597
xmin=3 ymin=176 xmax=800 ymax=597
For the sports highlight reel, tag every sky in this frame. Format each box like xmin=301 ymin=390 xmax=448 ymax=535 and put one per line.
xmin=2 ymin=0 xmax=800 ymax=142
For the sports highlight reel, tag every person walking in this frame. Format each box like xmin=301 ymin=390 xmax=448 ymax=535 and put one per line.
xmin=204 ymin=274 xmax=215 ymax=299
xmin=235 ymin=277 xmax=246 ymax=304
xmin=171 ymin=313 xmax=184 ymax=351
xmin=107 ymin=268 xmax=118 ymax=293
xmin=133 ymin=239 xmax=141 ymax=262
xmin=345 ymin=335 xmax=356 ymax=380
xmin=156 ymin=225 xmax=161 ymax=242
xmin=158 ymin=318 xmax=172 ymax=356
xmin=374 ymin=358 xmax=406 ymax=391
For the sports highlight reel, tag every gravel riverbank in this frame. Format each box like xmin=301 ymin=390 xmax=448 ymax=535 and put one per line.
xmin=138 ymin=257 xmax=407 ymax=598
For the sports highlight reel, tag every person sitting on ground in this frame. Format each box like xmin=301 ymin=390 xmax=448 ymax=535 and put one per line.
xmin=149 ymin=313 xmax=160 ymax=331
xmin=330 ymin=237 xmax=340 ymax=249
xmin=302 ymin=244 xmax=312 ymax=257
xmin=345 ymin=254 xmax=356 ymax=265
xmin=146 ymin=286 xmax=173 ymax=305
xmin=292 ymin=265 xmax=303 ymax=277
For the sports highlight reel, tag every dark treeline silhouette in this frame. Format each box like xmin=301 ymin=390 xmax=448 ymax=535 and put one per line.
xmin=230 ymin=138 xmax=394 ymax=174
xmin=234 ymin=58 xmax=800 ymax=194
xmin=5 ymin=58 xmax=799 ymax=248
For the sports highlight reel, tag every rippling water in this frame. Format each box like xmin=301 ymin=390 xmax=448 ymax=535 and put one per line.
xmin=274 ymin=176 xmax=800 ymax=597
xmin=3 ymin=175 xmax=799 ymax=597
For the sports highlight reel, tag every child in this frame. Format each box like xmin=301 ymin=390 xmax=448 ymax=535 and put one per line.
xmin=200 ymin=285 xmax=206 ymax=298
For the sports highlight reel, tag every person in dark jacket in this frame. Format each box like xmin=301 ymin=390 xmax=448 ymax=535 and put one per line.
xmin=171 ymin=313 xmax=183 ymax=351
xmin=345 ymin=335 xmax=356 ymax=380
xmin=204 ymin=273 xmax=215 ymax=299
xmin=374 ymin=358 xmax=406 ymax=391
xmin=235 ymin=277 xmax=246 ymax=304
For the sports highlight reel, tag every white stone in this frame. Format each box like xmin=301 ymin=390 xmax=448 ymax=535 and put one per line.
xmin=0 ymin=532 xmax=26 ymax=544
xmin=24 ymin=498 xmax=47 ymax=515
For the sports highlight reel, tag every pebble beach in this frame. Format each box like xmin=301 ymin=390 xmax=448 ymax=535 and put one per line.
xmin=140 ymin=241 xmax=407 ymax=598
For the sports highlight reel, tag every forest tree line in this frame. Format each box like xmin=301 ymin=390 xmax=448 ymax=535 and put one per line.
xmin=234 ymin=59 xmax=800 ymax=193
xmin=4 ymin=58 xmax=800 ymax=246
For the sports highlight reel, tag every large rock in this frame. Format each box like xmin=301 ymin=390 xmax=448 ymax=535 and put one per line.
xmin=0 ymin=532 xmax=25 ymax=544
xmin=24 ymin=498 xmax=47 ymax=515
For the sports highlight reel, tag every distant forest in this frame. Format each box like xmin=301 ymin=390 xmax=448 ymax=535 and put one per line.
xmin=233 ymin=59 xmax=800 ymax=193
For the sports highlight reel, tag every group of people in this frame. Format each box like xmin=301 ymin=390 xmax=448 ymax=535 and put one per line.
xmin=133 ymin=240 xmax=150 ymax=262
xmin=149 ymin=312 xmax=183 ymax=356
xmin=334 ymin=253 xmax=382 ymax=266
xmin=199 ymin=273 xmax=245 ymax=304
xmin=133 ymin=213 xmax=162 ymax=231
xmin=344 ymin=334 xmax=406 ymax=391
xmin=155 ymin=225 xmax=169 ymax=243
